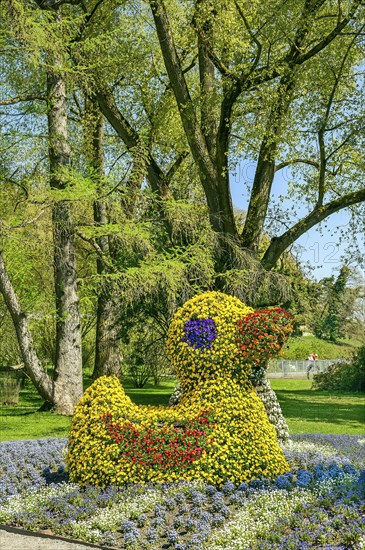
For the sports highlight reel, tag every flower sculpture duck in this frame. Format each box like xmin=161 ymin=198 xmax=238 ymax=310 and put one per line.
xmin=67 ymin=292 xmax=294 ymax=487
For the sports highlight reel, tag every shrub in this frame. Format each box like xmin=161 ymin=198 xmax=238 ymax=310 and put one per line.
xmin=313 ymin=345 xmax=365 ymax=392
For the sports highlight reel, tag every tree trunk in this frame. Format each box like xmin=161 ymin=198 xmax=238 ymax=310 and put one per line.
xmin=0 ymin=252 xmax=77 ymax=414
xmin=0 ymin=252 xmax=53 ymax=402
xmin=241 ymin=72 xmax=296 ymax=252
xmin=93 ymin=291 xmax=121 ymax=379
xmin=83 ymin=98 xmax=123 ymax=380
xmin=47 ymin=41 xmax=83 ymax=412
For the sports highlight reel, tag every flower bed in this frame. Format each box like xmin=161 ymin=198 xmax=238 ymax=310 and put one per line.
xmin=0 ymin=435 xmax=364 ymax=549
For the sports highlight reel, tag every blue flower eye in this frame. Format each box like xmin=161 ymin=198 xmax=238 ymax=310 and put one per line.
xmin=181 ymin=318 xmax=218 ymax=350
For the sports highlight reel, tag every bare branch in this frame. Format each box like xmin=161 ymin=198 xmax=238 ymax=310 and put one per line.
xmin=262 ymin=187 xmax=365 ymax=269
xmin=75 ymin=229 xmax=118 ymax=271
xmin=0 ymin=94 xmax=45 ymax=106
xmin=275 ymin=158 xmax=320 ymax=172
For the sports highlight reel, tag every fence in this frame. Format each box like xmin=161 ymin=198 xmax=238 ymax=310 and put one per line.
xmin=267 ymin=359 xmax=340 ymax=379
xmin=0 ymin=366 xmax=26 ymax=404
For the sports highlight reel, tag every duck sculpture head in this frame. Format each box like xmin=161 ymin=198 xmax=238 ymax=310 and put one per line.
xmin=167 ymin=291 xmax=293 ymax=390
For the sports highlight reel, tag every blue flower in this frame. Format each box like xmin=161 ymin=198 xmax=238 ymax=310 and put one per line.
xmin=296 ymin=469 xmax=313 ymax=488
xmin=275 ymin=474 xmax=293 ymax=490
xmin=191 ymin=490 xmax=207 ymax=505
xmin=173 ymin=516 xmax=184 ymax=529
xmin=211 ymin=514 xmax=225 ymax=526
xmin=187 ymin=534 xmax=204 ymax=549
xmin=211 ymin=491 xmax=225 ymax=511
xmin=166 ymin=529 xmax=179 ymax=544
xmin=123 ymin=531 xmax=139 ymax=546
xmin=184 ymin=518 xmax=197 ymax=532
xmin=249 ymin=478 xmax=271 ymax=490
xmin=136 ymin=513 xmax=147 ymax=527
xmin=200 ymin=511 xmax=213 ymax=524
xmin=181 ymin=318 xmax=218 ymax=350
xmin=151 ymin=516 xmax=165 ymax=529
xmin=205 ymin=484 xmax=218 ymax=496
xmin=146 ymin=528 xmax=158 ymax=542
xmin=153 ymin=504 xmax=167 ymax=518
xmin=174 ymin=492 xmax=186 ymax=503
xmin=221 ymin=480 xmax=235 ymax=495
xmin=229 ymin=492 xmax=244 ymax=505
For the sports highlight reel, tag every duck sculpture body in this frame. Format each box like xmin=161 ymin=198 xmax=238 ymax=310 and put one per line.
xmin=67 ymin=292 xmax=292 ymax=487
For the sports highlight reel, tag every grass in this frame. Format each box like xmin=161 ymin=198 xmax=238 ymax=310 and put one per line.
xmin=0 ymin=377 xmax=177 ymax=441
xmin=270 ymin=379 xmax=365 ymax=435
xmin=280 ymin=335 xmax=360 ymax=360
xmin=0 ymin=377 xmax=364 ymax=441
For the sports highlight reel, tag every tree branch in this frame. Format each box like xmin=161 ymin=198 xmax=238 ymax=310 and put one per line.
xmin=262 ymin=188 xmax=365 ymax=269
xmin=275 ymin=158 xmax=320 ymax=171
xmin=0 ymin=250 xmax=54 ymax=401
xmin=233 ymin=0 xmax=262 ymax=74
xmin=294 ymin=0 xmax=364 ymax=66
xmin=95 ymin=87 xmax=172 ymax=199
xmin=317 ymin=127 xmax=326 ymax=206
xmin=75 ymin=229 xmax=117 ymax=269
xmin=165 ymin=151 xmax=189 ymax=181
xmin=148 ymin=0 xmax=218 ymax=190
xmin=226 ymin=0 xmax=362 ymax=97
xmin=1 ymin=209 xmax=48 ymax=231
xmin=0 ymin=94 xmax=45 ymax=105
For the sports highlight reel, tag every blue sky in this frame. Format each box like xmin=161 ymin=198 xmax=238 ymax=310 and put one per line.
xmin=230 ymin=162 xmax=364 ymax=282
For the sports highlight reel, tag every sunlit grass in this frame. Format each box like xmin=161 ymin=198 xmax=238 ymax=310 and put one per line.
xmin=270 ymin=379 xmax=365 ymax=435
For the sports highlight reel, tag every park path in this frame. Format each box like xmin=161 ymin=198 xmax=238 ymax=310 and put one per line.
xmin=0 ymin=526 xmax=106 ymax=550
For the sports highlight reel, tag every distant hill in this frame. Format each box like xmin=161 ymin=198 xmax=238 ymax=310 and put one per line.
xmin=279 ymin=335 xmax=362 ymax=361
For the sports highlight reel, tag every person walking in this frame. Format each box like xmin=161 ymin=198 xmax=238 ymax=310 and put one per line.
xmin=307 ymin=353 xmax=318 ymax=379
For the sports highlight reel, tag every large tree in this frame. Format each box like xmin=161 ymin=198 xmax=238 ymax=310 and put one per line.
xmin=1 ymin=0 xmax=364 ymax=393
xmin=38 ymin=0 xmax=363 ymax=273
xmin=0 ymin=0 xmax=84 ymax=412
xmin=147 ymin=0 xmax=365 ymax=269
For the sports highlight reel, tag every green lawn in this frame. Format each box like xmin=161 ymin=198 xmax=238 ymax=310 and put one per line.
xmin=270 ymin=379 xmax=365 ymax=434
xmin=0 ymin=378 xmax=364 ymax=441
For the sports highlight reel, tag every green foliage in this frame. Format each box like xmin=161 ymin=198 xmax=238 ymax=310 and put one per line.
xmin=312 ymin=345 xmax=365 ymax=392
xmin=1 ymin=0 xmax=364 ymax=405
xmin=281 ymin=335 xmax=356 ymax=361
xmin=121 ymin=317 xmax=170 ymax=388
xmin=313 ymin=267 xmax=353 ymax=343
